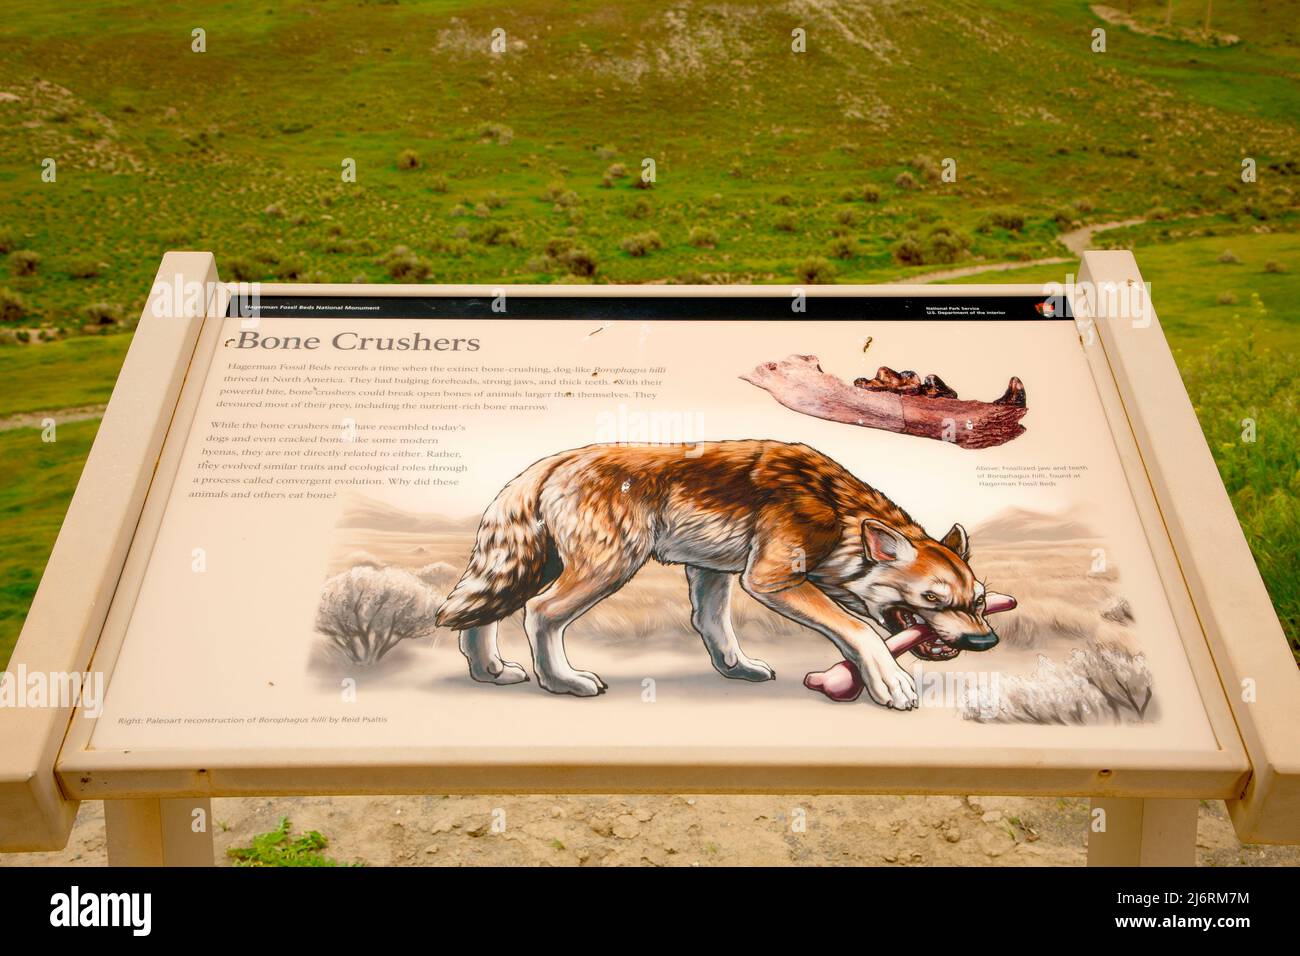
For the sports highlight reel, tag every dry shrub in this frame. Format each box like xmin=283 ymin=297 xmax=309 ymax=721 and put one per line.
xmin=960 ymin=643 xmax=1155 ymax=725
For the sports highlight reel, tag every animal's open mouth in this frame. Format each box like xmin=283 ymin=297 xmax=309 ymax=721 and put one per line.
xmin=805 ymin=593 xmax=1018 ymax=703
xmin=884 ymin=607 xmax=962 ymax=661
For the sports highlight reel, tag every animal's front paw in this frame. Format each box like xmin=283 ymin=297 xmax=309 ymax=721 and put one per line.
xmin=860 ymin=654 xmax=918 ymax=710
xmin=575 ymin=669 xmax=608 ymax=691
xmin=537 ymin=669 xmax=605 ymax=697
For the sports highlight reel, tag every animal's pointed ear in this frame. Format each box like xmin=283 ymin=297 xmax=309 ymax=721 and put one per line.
xmin=862 ymin=519 xmax=916 ymax=564
xmin=940 ymin=523 xmax=970 ymax=561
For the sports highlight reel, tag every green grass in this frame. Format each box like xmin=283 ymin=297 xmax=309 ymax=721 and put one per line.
xmin=0 ymin=336 xmax=130 ymax=417
xmin=1177 ymin=301 xmax=1300 ymax=653
xmin=226 ymin=817 xmax=352 ymax=867
xmin=0 ymin=0 xmax=1295 ymax=338
xmin=0 ymin=420 xmax=100 ymax=663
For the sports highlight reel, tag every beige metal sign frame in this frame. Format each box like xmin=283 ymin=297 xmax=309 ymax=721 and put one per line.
xmin=1 ymin=251 xmax=1295 ymax=866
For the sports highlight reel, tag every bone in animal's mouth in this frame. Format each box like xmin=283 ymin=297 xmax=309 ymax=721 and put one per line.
xmin=884 ymin=607 xmax=961 ymax=662
xmin=803 ymin=592 xmax=1017 ymax=704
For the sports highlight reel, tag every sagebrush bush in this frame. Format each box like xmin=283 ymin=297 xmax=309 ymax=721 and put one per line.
xmin=961 ymin=643 xmax=1154 ymax=725
xmin=561 ymin=246 xmax=598 ymax=276
xmin=379 ymin=245 xmax=431 ymax=281
xmin=795 ymin=256 xmax=836 ymax=284
xmin=543 ymin=237 xmax=575 ymax=259
xmin=620 ymin=231 xmax=662 ymax=257
xmin=891 ymin=234 xmax=926 ymax=266
xmin=827 ymin=237 xmax=856 ymax=259
xmin=475 ymin=223 xmax=521 ymax=247
xmin=687 ymin=226 xmax=717 ymax=249
xmin=550 ymin=189 xmax=581 ymax=209
xmin=982 ymin=208 xmax=1025 ymax=232
xmin=925 ymin=223 xmax=972 ymax=264
xmin=862 ymin=185 xmax=881 ymax=203
xmin=316 ymin=566 xmax=440 ymax=665
xmin=538 ymin=238 xmax=598 ymax=277
xmin=67 ymin=258 xmax=103 ymax=279
xmin=909 ymin=155 xmax=941 ymax=182
xmin=275 ymin=258 xmax=309 ymax=280
xmin=83 ymin=302 xmax=123 ymax=326
xmin=0 ymin=288 xmax=25 ymax=323
xmin=10 ymin=250 xmax=40 ymax=276
xmin=225 ymin=257 xmax=258 ymax=282
xmin=475 ymin=122 xmax=513 ymax=144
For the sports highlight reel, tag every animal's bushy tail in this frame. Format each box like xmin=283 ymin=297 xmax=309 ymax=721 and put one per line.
xmin=435 ymin=458 xmax=559 ymax=630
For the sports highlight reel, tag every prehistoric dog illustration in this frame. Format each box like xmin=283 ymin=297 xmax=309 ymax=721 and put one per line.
xmin=435 ymin=440 xmax=1001 ymax=709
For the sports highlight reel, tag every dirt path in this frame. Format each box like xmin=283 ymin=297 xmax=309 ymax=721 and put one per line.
xmin=892 ymin=218 xmax=1147 ymax=284
xmin=0 ymin=404 xmax=105 ymax=431
xmin=892 ymin=256 xmax=1071 ymax=284
xmin=1057 ymin=217 xmax=1146 ymax=256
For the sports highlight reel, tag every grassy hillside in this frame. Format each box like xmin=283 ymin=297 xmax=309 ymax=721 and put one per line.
xmin=0 ymin=420 xmax=100 ymax=659
xmin=0 ymin=0 xmax=1296 ymax=332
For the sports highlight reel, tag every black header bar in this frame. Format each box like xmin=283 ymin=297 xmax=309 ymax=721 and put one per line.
xmin=227 ymin=294 xmax=1072 ymax=322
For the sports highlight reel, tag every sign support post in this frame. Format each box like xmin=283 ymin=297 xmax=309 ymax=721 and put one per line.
xmin=1087 ymin=798 xmax=1199 ymax=866
xmin=105 ymin=798 xmax=214 ymax=867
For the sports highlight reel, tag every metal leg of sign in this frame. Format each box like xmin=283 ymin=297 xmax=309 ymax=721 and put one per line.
xmin=104 ymin=797 xmax=215 ymax=867
xmin=1087 ymin=797 xmax=1198 ymax=866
